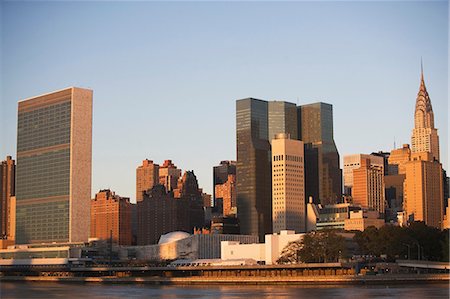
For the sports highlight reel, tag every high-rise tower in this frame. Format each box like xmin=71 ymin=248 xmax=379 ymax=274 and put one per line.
xmin=236 ymin=98 xmax=272 ymax=241
xmin=298 ymin=103 xmax=342 ymax=205
xmin=0 ymin=156 xmax=15 ymax=239
xmin=15 ymin=87 xmax=92 ymax=244
xmin=411 ymin=65 xmax=440 ymax=161
xmin=403 ymin=66 xmax=444 ymax=229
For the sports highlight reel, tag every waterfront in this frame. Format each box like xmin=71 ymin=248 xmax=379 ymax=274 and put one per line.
xmin=1 ymin=282 xmax=449 ymax=299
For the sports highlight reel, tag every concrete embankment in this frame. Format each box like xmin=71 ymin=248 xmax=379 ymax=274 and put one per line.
xmin=1 ymin=274 xmax=449 ymax=285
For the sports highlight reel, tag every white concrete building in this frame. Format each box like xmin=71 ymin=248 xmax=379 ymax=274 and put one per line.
xmin=221 ymin=230 xmax=304 ymax=265
xmin=271 ymin=133 xmax=305 ymax=233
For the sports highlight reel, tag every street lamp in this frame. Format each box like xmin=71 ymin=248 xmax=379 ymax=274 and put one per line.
xmin=402 ymin=243 xmax=411 ymax=260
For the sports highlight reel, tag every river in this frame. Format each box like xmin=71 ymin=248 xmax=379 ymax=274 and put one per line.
xmin=1 ymin=282 xmax=449 ymax=298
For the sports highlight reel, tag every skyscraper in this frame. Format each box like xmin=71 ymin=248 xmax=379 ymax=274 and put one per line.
xmin=268 ymin=101 xmax=298 ymax=142
xmin=298 ymin=102 xmax=342 ymax=205
xmin=136 ymin=159 xmax=159 ymax=202
xmin=236 ymin=98 xmax=341 ymax=239
xmin=271 ymin=133 xmax=305 ymax=233
xmin=411 ymin=65 xmax=440 ymax=162
xmin=236 ymin=98 xmax=272 ymax=241
xmin=15 ymin=87 xmax=92 ymax=244
xmin=403 ymin=67 xmax=444 ymax=229
xmin=0 ymin=156 xmax=15 ymax=239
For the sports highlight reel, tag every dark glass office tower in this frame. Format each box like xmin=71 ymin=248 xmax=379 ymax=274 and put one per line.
xmin=16 ymin=87 xmax=92 ymax=244
xmin=268 ymin=101 xmax=298 ymax=142
xmin=298 ymin=102 xmax=342 ymax=205
xmin=236 ymin=98 xmax=272 ymax=241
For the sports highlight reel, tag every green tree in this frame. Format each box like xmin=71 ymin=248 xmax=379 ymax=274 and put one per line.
xmin=277 ymin=231 xmax=347 ymax=264
xmin=353 ymin=222 xmax=447 ymax=261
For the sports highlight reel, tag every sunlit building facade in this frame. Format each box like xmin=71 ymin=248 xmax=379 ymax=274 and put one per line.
xmin=15 ymin=87 xmax=92 ymax=244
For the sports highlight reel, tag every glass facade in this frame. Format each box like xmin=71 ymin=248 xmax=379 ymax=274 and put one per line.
xmin=16 ymin=149 xmax=70 ymax=200
xmin=236 ymin=98 xmax=272 ymax=241
xmin=268 ymin=101 xmax=298 ymax=143
xmin=17 ymin=101 xmax=71 ymax=152
xmin=16 ymin=201 xmax=69 ymax=243
xmin=298 ymin=103 xmax=342 ymax=204
xmin=16 ymin=96 xmax=72 ymax=244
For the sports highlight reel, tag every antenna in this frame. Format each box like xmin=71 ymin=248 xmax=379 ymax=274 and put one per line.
xmin=394 ymin=137 xmax=396 ymax=150
xmin=297 ymin=97 xmax=299 ymax=106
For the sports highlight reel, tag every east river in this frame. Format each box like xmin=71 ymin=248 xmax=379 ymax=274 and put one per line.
xmin=1 ymin=282 xmax=449 ymax=298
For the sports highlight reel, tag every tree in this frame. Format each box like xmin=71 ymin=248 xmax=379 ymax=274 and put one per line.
xmin=352 ymin=222 xmax=448 ymax=261
xmin=277 ymin=230 xmax=347 ymax=264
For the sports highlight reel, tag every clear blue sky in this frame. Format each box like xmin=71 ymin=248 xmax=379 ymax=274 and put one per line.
xmin=1 ymin=1 xmax=448 ymax=202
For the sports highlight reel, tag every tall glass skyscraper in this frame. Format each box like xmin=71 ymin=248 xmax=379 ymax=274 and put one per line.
xmin=15 ymin=87 xmax=92 ymax=244
xmin=236 ymin=99 xmax=341 ymax=239
xmin=236 ymin=98 xmax=272 ymax=241
xmin=298 ymin=102 xmax=342 ymax=205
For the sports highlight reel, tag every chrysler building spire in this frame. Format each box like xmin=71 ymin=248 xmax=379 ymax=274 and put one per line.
xmin=411 ymin=63 xmax=440 ymax=161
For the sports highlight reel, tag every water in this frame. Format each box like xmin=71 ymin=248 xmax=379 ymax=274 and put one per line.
xmin=1 ymin=282 xmax=449 ymax=298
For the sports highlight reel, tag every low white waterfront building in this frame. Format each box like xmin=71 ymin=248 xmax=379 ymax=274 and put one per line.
xmin=221 ymin=230 xmax=304 ymax=265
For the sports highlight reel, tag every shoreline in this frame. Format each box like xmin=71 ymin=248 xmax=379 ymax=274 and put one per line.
xmin=1 ymin=274 xmax=449 ymax=285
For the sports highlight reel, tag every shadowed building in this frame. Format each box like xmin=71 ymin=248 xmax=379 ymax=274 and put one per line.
xmin=268 ymin=101 xmax=298 ymax=142
xmin=91 ymin=190 xmax=132 ymax=245
xmin=236 ymin=98 xmax=272 ymax=241
xmin=137 ymin=185 xmax=177 ymax=245
xmin=174 ymin=171 xmax=205 ymax=231
xmin=384 ymin=145 xmax=411 ymax=223
xmin=15 ymin=87 xmax=92 ymax=244
xmin=0 ymin=156 xmax=15 ymax=241
xmin=298 ymin=102 xmax=341 ymax=205
xmin=136 ymin=159 xmax=159 ymax=202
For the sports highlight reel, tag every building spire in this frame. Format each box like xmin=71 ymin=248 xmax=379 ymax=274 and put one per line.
xmin=411 ymin=59 xmax=440 ymax=161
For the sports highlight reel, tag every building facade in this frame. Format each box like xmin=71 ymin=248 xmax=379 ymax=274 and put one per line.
xmin=90 ymin=190 xmax=132 ymax=245
xmin=352 ymin=157 xmax=385 ymax=214
xmin=15 ymin=87 xmax=92 ymax=244
xmin=271 ymin=133 xmax=305 ymax=233
xmin=403 ymin=68 xmax=444 ymax=229
xmin=411 ymin=67 xmax=440 ymax=162
xmin=213 ymin=161 xmax=236 ymax=207
xmin=298 ymin=102 xmax=341 ymax=205
xmin=343 ymin=154 xmax=384 ymax=196
xmin=404 ymin=152 xmax=443 ymax=229
xmin=0 ymin=156 xmax=15 ymax=240
xmin=137 ymin=185 xmax=177 ymax=245
xmin=136 ymin=159 xmax=159 ymax=202
xmin=236 ymin=98 xmax=272 ymax=241
xmin=159 ymin=160 xmax=182 ymax=192
xmin=214 ymin=174 xmax=236 ymax=217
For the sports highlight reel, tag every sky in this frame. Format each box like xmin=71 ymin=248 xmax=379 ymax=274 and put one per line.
xmin=0 ymin=1 xmax=448 ymax=202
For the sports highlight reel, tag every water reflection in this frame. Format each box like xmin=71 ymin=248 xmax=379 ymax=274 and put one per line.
xmin=1 ymin=282 xmax=449 ymax=299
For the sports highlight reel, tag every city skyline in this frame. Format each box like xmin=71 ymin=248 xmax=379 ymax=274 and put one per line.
xmin=1 ymin=1 xmax=448 ymax=201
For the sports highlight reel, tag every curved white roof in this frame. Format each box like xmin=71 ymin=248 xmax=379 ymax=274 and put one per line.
xmin=158 ymin=231 xmax=191 ymax=245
